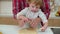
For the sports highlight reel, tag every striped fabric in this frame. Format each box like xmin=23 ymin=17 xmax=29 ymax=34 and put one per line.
xmin=12 ymin=0 xmax=28 ymax=19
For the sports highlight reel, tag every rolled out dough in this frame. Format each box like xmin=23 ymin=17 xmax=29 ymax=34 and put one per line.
xmin=0 ymin=32 xmax=2 ymax=34
xmin=19 ymin=28 xmax=37 ymax=34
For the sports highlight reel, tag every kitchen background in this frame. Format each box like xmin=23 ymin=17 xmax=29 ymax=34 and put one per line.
xmin=0 ymin=0 xmax=60 ymax=27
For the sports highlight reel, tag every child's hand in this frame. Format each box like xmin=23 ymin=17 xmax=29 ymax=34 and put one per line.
xmin=18 ymin=16 xmax=29 ymax=27
xmin=30 ymin=20 xmax=38 ymax=28
xmin=29 ymin=18 xmax=41 ymax=28
xmin=40 ymin=24 xmax=48 ymax=32
xmin=19 ymin=17 xmax=29 ymax=27
xmin=23 ymin=17 xmax=29 ymax=22
xmin=19 ymin=20 xmax=25 ymax=27
xmin=40 ymin=27 xmax=46 ymax=32
xmin=19 ymin=16 xmax=29 ymax=22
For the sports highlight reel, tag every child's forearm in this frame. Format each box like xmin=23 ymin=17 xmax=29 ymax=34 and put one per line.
xmin=40 ymin=22 xmax=48 ymax=32
xmin=42 ymin=22 xmax=48 ymax=29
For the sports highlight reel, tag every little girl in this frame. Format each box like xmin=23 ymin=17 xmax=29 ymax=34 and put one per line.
xmin=17 ymin=0 xmax=48 ymax=32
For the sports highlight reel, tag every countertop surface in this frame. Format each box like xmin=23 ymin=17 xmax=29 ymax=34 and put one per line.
xmin=0 ymin=25 xmax=53 ymax=34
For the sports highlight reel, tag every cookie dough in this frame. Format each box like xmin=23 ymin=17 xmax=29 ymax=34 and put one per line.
xmin=19 ymin=28 xmax=37 ymax=34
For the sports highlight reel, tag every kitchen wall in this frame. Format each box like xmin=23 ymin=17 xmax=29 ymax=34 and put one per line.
xmin=0 ymin=0 xmax=13 ymax=17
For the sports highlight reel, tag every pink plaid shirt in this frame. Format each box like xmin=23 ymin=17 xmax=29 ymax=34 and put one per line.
xmin=13 ymin=0 xmax=50 ymax=19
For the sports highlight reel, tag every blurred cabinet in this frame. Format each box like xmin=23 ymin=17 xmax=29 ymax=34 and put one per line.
xmin=48 ymin=18 xmax=60 ymax=27
xmin=0 ymin=17 xmax=60 ymax=27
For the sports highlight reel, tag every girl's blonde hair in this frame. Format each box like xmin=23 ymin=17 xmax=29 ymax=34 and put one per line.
xmin=27 ymin=0 xmax=43 ymax=6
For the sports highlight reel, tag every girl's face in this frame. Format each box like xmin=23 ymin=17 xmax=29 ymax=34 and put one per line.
xmin=29 ymin=3 xmax=40 ymax=12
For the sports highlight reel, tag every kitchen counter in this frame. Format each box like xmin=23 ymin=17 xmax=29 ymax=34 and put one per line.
xmin=0 ymin=25 xmax=53 ymax=34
